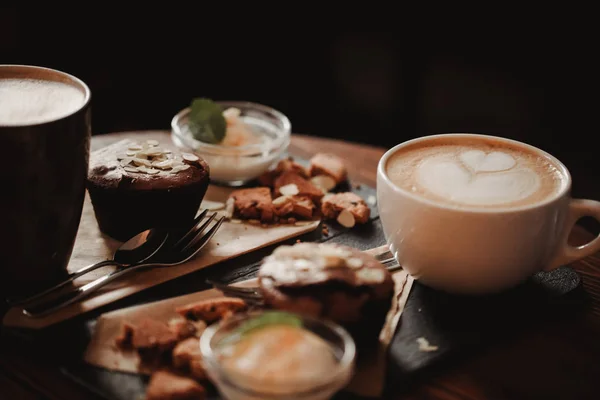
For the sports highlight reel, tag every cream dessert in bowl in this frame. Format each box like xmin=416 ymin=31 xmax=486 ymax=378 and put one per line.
xmin=200 ymin=311 xmax=355 ymax=400
xmin=172 ymin=99 xmax=291 ymax=186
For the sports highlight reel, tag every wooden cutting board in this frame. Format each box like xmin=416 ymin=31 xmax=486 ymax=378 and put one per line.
xmin=2 ymin=185 xmax=319 ymax=329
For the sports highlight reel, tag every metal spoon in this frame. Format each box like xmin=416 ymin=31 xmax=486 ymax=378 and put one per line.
xmin=6 ymin=228 xmax=169 ymax=307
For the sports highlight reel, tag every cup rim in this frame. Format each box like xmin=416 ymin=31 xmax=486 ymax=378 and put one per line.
xmin=377 ymin=132 xmax=572 ymax=214
xmin=0 ymin=64 xmax=91 ymax=128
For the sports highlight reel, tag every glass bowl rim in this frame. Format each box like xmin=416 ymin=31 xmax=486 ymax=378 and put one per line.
xmin=199 ymin=310 xmax=356 ymax=396
xmin=171 ymin=100 xmax=292 ymax=156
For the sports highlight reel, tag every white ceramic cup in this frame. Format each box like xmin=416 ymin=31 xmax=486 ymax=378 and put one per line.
xmin=377 ymin=133 xmax=600 ymax=294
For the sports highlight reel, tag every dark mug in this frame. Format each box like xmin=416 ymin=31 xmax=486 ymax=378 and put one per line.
xmin=0 ymin=65 xmax=91 ymax=300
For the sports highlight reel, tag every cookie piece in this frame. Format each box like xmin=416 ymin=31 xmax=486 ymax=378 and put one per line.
xmin=172 ymin=337 xmax=206 ymax=380
xmin=258 ymin=157 xmax=308 ymax=186
xmin=115 ymin=319 xmax=179 ymax=366
xmin=145 ymin=370 xmax=205 ymax=400
xmin=167 ymin=318 xmax=202 ymax=341
xmin=175 ymin=297 xmax=247 ymax=323
xmin=272 ymin=195 xmax=316 ymax=220
xmin=228 ymin=187 xmax=275 ymax=223
xmin=308 ymin=153 xmax=347 ymax=184
xmin=321 ymin=192 xmax=370 ymax=224
xmin=274 ymin=171 xmax=324 ymax=203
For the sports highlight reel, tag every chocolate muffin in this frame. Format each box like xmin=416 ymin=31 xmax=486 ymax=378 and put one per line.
xmin=86 ymin=138 xmax=210 ymax=241
xmin=257 ymin=242 xmax=394 ymax=349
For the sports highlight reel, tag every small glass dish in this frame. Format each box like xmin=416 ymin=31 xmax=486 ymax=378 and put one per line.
xmin=200 ymin=311 xmax=356 ymax=400
xmin=171 ymin=101 xmax=291 ymax=187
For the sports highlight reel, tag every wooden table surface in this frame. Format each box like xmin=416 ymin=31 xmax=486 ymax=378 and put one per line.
xmin=2 ymin=131 xmax=600 ymax=400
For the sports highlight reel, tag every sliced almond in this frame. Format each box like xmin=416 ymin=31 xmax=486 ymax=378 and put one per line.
xmin=201 ymin=200 xmax=225 ymax=211
xmin=337 ymin=209 xmax=355 ymax=228
xmin=153 ymin=159 xmax=173 ymax=169
xmin=272 ymin=195 xmax=291 ymax=206
xmin=279 ymin=183 xmax=299 ymax=196
xmin=311 ymin=175 xmax=336 ymax=192
xmin=145 ymin=168 xmax=160 ymax=175
xmin=123 ymin=166 xmax=138 ymax=173
xmin=346 ymin=257 xmax=364 ymax=269
xmin=128 ymin=144 xmax=143 ymax=151
xmin=147 ymin=139 xmax=159 ymax=146
xmin=132 ymin=158 xmax=152 ymax=167
xmin=182 ymin=153 xmax=199 ymax=162
xmin=417 ymin=337 xmax=439 ymax=352
xmin=126 ymin=150 xmax=137 ymax=157
xmin=144 ymin=147 xmax=166 ymax=157
xmin=136 ymin=166 xmax=149 ymax=174
xmin=356 ymin=267 xmax=386 ymax=283
xmin=120 ymin=157 xmax=133 ymax=166
xmin=224 ymin=197 xmax=235 ymax=218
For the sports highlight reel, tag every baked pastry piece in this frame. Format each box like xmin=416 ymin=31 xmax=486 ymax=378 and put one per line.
xmin=227 ymin=187 xmax=275 ymax=223
xmin=257 ymin=242 xmax=394 ymax=349
xmin=115 ymin=318 xmax=179 ymax=366
xmin=273 ymin=171 xmax=324 ymax=203
xmin=272 ymin=195 xmax=316 ymax=220
xmin=145 ymin=370 xmax=205 ymax=400
xmin=86 ymin=138 xmax=210 ymax=241
xmin=175 ymin=297 xmax=247 ymax=323
xmin=258 ymin=157 xmax=308 ymax=186
xmin=172 ymin=337 xmax=206 ymax=380
xmin=321 ymin=192 xmax=370 ymax=224
xmin=308 ymin=153 xmax=347 ymax=184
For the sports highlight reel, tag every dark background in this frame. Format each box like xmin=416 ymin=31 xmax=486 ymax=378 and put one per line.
xmin=1 ymin=9 xmax=598 ymax=202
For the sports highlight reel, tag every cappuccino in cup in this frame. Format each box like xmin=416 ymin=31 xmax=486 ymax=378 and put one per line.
xmin=385 ymin=136 xmax=567 ymax=209
xmin=0 ymin=65 xmax=91 ymax=300
xmin=377 ymin=133 xmax=600 ymax=294
xmin=0 ymin=77 xmax=86 ymax=126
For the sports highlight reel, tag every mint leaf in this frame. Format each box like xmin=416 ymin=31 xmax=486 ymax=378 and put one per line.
xmin=187 ymin=98 xmax=226 ymax=144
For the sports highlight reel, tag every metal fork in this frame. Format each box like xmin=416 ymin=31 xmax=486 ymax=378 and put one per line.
xmin=22 ymin=213 xmax=225 ymax=318
xmin=207 ymin=253 xmax=401 ymax=306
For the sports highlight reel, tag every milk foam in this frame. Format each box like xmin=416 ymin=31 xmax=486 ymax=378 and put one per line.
xmin=386 ymin=140 xmax=565 ymax=209
xmin=0 ymin=78 xmax=85 ymax=125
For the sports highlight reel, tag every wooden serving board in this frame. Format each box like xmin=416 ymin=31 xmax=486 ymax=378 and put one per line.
xmin=2 ymin=184 xmax=320 ymax=330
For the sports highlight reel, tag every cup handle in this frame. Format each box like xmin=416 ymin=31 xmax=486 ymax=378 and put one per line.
xmin=546 ymin=199 xmax=600 ymax=270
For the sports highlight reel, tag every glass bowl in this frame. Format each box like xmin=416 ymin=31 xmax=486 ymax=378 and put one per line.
xmin=199 ymin=311 xmax=356 ymax=400
xmin=171 ymin=101 xmax=291 ymax=187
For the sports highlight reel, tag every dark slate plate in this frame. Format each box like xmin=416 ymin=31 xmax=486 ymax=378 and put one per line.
xmin=2 ymin=175 xmax=586 ymax=400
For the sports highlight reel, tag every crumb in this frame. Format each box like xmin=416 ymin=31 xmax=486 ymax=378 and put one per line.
xmin=322 ymin=224 xmax=329 ymax=236
xmin=296 ymin=239 xmax=301 ymax=243
xmin=354 ymin=183 xmax=362 ymax=190
xmin=321 ymin=192 xmax=370 ymax=224
xmin=145 ymin=370 xmax=205 ymax=400
xmin=168 ymin=319 xmax=198 ymax=341
xmin=175 ymin=297 xmax=247 ymax=323
xmin=115 ymin=321 xmax=135 ymax=349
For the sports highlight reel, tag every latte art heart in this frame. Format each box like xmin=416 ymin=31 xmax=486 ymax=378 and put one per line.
xmin=416 ymin=153 xmax=540 ymax=206
xmin=459 ymin=150 xmax=516 ymax=172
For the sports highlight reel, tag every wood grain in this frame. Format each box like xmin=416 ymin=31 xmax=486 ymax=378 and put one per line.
xmin=2 ymin=130 xmax=600 ymax=400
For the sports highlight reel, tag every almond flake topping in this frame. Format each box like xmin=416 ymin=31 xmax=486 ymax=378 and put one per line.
xmin=118 ymin=141 xmax=197 ymax=175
